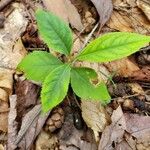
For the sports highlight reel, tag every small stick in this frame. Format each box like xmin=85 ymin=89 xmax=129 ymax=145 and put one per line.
xmin=82 ymin=22 xmax=99 ymax=49
xmin=0 ymin=0 xmax=14 ymax=11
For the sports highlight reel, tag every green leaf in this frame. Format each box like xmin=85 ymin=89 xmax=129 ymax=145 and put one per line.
xmin=36 ymin=9 xmax=73 ymax=56
xmin=17 ymin=51 xmax=63 ymax=82
xmin=77 ymin=32 xmax=150 ymax=62
xmin=71 ymin=67 xmax=111 ymax=104
xmin=41 ymin=64 xmax=71 ymax=112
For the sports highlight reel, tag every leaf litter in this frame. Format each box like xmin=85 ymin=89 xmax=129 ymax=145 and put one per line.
xmin=0 ymin=0 xmax=150 ymax=149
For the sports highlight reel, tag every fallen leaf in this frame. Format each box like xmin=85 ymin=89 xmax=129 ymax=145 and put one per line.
xmin=58 ymin=123 xmax=97 ymax=150
xmin=42 ymin=0 xmax=83 ymax=31
xmin=105 ymin=58 xmax=140 ymax=77
xmin=0 ymin=88 xmax=8 ymax=102
xmin=0 ymin=5 xmax=27 ymax=69
xmin=99 ymin=106 xmax=150 ymax=149
xmin=16 ymin=105 xmax=50 ymax=149
xmin=36 ymin=130 xmax=58 ymax=150
xmin=98 ymin=106 xmax=136 ymax=150
xmin=130 ymin=66 xmax=150 ymax=82
xmin=107 ymin=1 xmax=150 ymax=34
xmin=0 ymin=144 xmax=4 ymax=150
xmin=81 ymin=100 xmax=110 ymax=141
xmin=107 ymin=10 xmax=134 ymax=32
xmin=15 ymin=80 xmax=40 ymax=122
xmin=0 ymin=68 xmax=13 ymax=94
xmin=90 ymin=0 xmax=113 ymax=28
xmin=7 ymin=95 xmax=18 ymax=150
xmin=137 ymin=0 xmax=150 ymax=21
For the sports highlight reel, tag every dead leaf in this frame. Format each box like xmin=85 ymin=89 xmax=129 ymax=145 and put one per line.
xmin=7 ymin=96 xmax=50 ymax=150
xmin=0 ymin=144 xmax=4 ymax=150
xmin=99 ymin=105 xmax=150 ymax=149
xmin=98 ymin=106 xmax=136 ymax=150
xmin=36 ymin=130 xmax=58 ymax=150
xmin=7 ymin=95 xmax=18 ymax=150
xmin=130 ymin=66 xmax=150 ymax=82
xmin=0 ymin=5 xmax=28 ymax=69
xmin=107 ymin=1 xmax=150 ymax=34
xmin=15 ymin=80 xmax=40 ymax=122
xmin=81 ymin=100 xmax=110 ymax=141
xmin=0 ymin=68 xmax=13 ymax=94
xmin=137 ymin=0 xmax=150 ymax=21
xmin=0 ymin=88 xmax=8 ymax=102
xmin=105 ymin=58 xmax=140 ymax=77
xmin=107 ymin=10 xmax=134 ymax=32
xmin=43 ymin=0 xmax=84 ymax=31
xmin=90 ymin=0 xmax=113 ymax=28
xmin=16 ymin=105 xmax=49 ymax=149
xmin=59 ymin=124 xmax=97 ymax=150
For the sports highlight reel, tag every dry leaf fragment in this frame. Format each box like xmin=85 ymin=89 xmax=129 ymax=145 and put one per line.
xmin=0 ymin=88 xmax=8 ymax=102
xmin=7 ymin=95 xmax=18 ymax=150
xmin=16 ymin=105 xmax=50 ymax=149
xmin=0 ymin=68 xmax=13 ymax=94
xmin=43 ymin=0 xmax=83 ymax=31
xmin=137 ymin=0 xmax=150 ymax=21
xmin=99 ymin=106 xmax=150 ymax=149
xmin=36 ymin=130 xmax=58 ymax=150
xmin=0 ymin=144 xmax=4 ymax=150
xmin=105 ymin=58 xmax=140 ymax=77
xmin=107 ymin=10 xmax=134 ymax=32
xmin=81 ymin=100 xmax=110 ymax=141
xmin=130 ymin=66 xmax=150 ymax=82
xmin=98 ymin=106 xmax=136 ymax=150
xmin=0 ymin=5 xmax=28 ymax=69
xmin=90 ymin=0 xmax=113 ymax=28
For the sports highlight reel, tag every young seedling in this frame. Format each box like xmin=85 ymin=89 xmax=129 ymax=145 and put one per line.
xmin=17 ymin=10 xmax=150 ymax=113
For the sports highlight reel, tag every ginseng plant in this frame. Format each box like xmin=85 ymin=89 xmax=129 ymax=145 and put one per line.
xmin=17 ymin=10 xmax=150 ymax=112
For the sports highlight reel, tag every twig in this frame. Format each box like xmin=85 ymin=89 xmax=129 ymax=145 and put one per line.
xmin=0 ymin=0 xmax=14 ymax=11
xmin=82 ymin=22 xmax=99 ymax=49
xmin=111 ymin=90 xmax=150 ymax=101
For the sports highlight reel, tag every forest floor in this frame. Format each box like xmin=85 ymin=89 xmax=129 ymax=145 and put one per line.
xmin=0 ymin=0 xmax=150 ymax=149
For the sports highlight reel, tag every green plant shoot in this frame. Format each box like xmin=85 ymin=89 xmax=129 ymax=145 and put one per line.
xmin=17 ymin=9 xmax=150 ymax=113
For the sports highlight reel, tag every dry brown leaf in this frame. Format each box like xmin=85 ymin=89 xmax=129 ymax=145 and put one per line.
xmin=137 ymin=0 xmax=150 ymax=21
xmin=107 ymin=10 xmax=134 ymax=32
xmin=128 ymin=83 xmax=145 ymax=94
xmin=0 ymin=145 xmax=4 ymax=150
xmin=7 ymin=95 xmax=18 ymax=150
xmin=7 ymin=94 xmax=50 ymax=150
xmin=107 ymin=1 xmax=150 ymax=34
xmin=130 ymin=66 xmax=150 ymax=82
xmin=0 ymin=110 xmax=8 ymax=132
xmin=105 ymin=58 xmax=140 ymax=77
xmin=0 ymin=88 xmax=8 ymax=102
xmin=36 ymin=130 xmax=58 ymax=150
xmin=0 ymin=5 xmax=27 ymax=69
xmin=0 ymin=68 xmax=13 ymax=94
xmin=90 ymin=0 xmax=113 ymax=28
xmin=59 ymin=125 xmax=97 ymax=150
xmin=93 ymin=0 xmax=113 ymax=22
xmin=99 ymin=105 xmax=150 ymax=149
xmin=43 ymin=0 xmax=83 ymax=31
xmin=16 ymin=105 xmax=49 ymax=149
xmin=98 ymin=106 xmax=136 ymax=150
xmin=81 ymin=100 xmax=110 ymax=141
